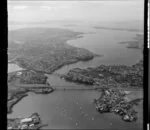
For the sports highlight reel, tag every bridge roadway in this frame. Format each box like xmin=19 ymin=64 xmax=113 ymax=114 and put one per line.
xmin=52 ymin=86 xmax=143 ymax=91
xmin=53 ymin=86 xmax=97 ymax=91
xmin=13 ymin=83 xmax=143 ymax=91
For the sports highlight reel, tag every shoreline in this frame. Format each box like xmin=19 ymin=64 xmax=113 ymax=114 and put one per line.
xmin=8 ymin=86 xmax=54 ymax=115
xmin=8 ymin=53 xmax=102 ymax=75
xmin=12 ymin=55 xmax=100 ymax=75
xmin=8 ymin=70 xmax=54 ymax=116
xmin=94 ymin=88 xmax=143 ymax=122
xmin=8 ymin=93 xmax=28 ymax=114
xmin=7 ymin=58 xmax=143 ymax=117
xmin=8 ymin=27 xmax=102 ymax=74
xmin=7 ymin=27 xmax=143 ymax=129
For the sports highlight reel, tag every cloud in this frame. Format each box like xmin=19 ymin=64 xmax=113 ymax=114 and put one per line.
xmin=12 ymin=6 xmax=28 ymax=10
xmin=40 ymin=5 xmax=70 ymax=11
xmin=40 ymin=6 xmax=52 ymax=10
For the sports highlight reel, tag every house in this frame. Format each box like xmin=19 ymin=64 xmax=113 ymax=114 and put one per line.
xmin=17 ymin=71 xmax=22 ymax=76
xmin=7 ymin=126 xmax=12 ymax=129
xmin=21 ymin=124 xmax=28 ymax=129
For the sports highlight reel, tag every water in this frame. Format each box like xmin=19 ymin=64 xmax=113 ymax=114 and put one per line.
xmin=67 ymin=30 xmax=142 ymax=65
xmin=8 ymin=23 xmax=142 ymax=67
xmin=8 ymin=23 xmax=143 ymax=129
xmin=8 ymin=91 xmax=143 ymax=129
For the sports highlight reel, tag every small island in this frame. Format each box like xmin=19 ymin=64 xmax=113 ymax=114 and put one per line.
xmin=94 ymin=88 xmax=143 ymax=122
xmin=93 ymin=26 xmax=142 ymax=32
xmin=61 ymin=60 xmax=143 ymax=88
xmin=119 ymin=33 xmax=143 ymax=50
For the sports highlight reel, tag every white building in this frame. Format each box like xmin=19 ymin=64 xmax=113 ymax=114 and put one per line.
xmin=20 ymin=118 xmax=32 ymax=123
xmin=17 ymin=71 xmax=22 ymax=76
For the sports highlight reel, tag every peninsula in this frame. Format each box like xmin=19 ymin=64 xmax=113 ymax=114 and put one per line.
xmin=61 ymin=60 xmax=143 ymax=88
xmin=8 ymin=28 xmax=100 ymax=74
xmin=94 ymin=88 xmax=143 ymax=122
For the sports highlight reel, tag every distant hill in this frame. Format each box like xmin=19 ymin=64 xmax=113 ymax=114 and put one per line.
xmin=8 ymin=20 xmax=82 ymax=25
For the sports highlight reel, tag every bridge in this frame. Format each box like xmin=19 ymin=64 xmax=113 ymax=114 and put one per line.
xmin=53 ymin=87 xmax=97 ymax=91
xmin=52 ymin=86 xmax=143 ymax=91
xmin=12 ymin=83 xmax=143 ymax=92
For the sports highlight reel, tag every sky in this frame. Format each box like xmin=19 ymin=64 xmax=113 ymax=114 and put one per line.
xmin=8 ymin=0 xmax=144 ymax=23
